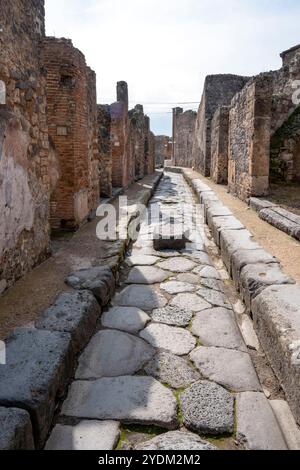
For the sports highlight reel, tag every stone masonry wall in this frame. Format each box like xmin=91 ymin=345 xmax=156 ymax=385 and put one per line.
xmin=192 ymin=75 xmax=250 ymax=176
xmin=148 ymin=131 xmax=156 ymax=175
xmin=210 ymin=106 xmax=230 ymax=184
xmin=228 ymin=73 xmax=273 ymax=200
xmin=173 ymin=110 xmax=197 ymax=168
xmin=155 ymin=135 xmax=170 ymax=168
xmin=97 ymin=105 xmax=112 ymax=197
xmin=0 ymin=0 xmax=51 ymax=291
xmin=42 ymin=37 xmax=99 ymax=230
xmin=129 ymin=105 xmax=146 ymax=181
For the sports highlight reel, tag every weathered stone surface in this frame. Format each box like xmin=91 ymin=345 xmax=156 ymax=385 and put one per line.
xmin=0 ymin=328 xmax=73 ymax=448
xmin=0 ymin=408 xmax=34 ymax=450
xmin=170 ymin=293 xmax=211 ymax=312
xmin=144 ymin=351 xmax=200 ymax=389
xmin=140 ymin=324 xmax=196 ymax=355
xmin=193 ymin=265 xmax=221 ymax=280
xmin=126 ymin=266 xmax=171 ymax=285
xmin=270 ymin=400 xmax=300 ymax=450
xmin=102 ymin=307 xmax=150 ymax=333
xmin=197 ymin=288 xmax=232 ymax=309
xmin=251 ymin=285 xmax=300 ymax=424
xmin=62 ymin=376 xmax=178 ymax=429
xmin=181 ymin=250 xmax=213 ymax=265
xmin=150 ymin=305 xmax=193 ymax=326
xmin=36 ymin=291 xmax=100 ymax=352
xmin=126 ymin=255 xmax=160 ymax=266
xmin=239 ymin=263 xmax=294 ymax=310
xmin=160 ymin=281 xmax=196 ymax=294
xmin=200 ymin=278 xmax=225 ymax=292
xmin=231 ymin=249 xmax=278 ymax=288
xmin=206 ymin=202 xmax=232 ymax=226
xmin=237 ymin=392 xmax=287 ymax=450
xmin=114 ymin=285 xmax=168 ymax=310
xmin=240 ymin=315 xmax=260 ymax=351
xmin=153 ymin=236 xmax=188 ymax=251
xmin=135 ymin=431 xmax=217 ymax=450
xmin=190 ymin=347 xmax=261 ymax=392
xmin=76 ymin=330 xmax=154 ymax=379
xmin=249 ymin=198 xmax=277 ymax=212
xmin=180 ymin=381 xmax=234 ymax=435
xmin=176 ymin=273 xmax=201 ymax=285
xmin=259 ymin=207 xmax=300 ymax=238
xmin=157 ymin=258 xmax=196 ymax=273
xmin=66 ymin=266 xmax=115 ymax=306
xmin=220 ymin=229 xmax=261 ymax=274
xmin=191 ymin=308 xmax=246 ymax=351
xmin=210 ymin=215 xmax=244 ymax=247
xmin=45 ymin=421 xmax=120 ymax=450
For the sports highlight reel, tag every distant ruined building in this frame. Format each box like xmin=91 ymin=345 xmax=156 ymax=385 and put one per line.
xmin=172 ymin=45 xmax=300 ymax=200
xmin=0 ymin=0 xmax=156 ymax=292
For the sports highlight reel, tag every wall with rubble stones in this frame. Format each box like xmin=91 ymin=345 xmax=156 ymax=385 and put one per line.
xmin=97 ymin=105 xmax=112 ymax=197
xmin=155 ymin=135 xmax=171 ymax=168
xmin=173 ymin=109 xmax=197 ymax=168
xmin=128 ymin=105 xmax=146 ymax=181
xmin=192 ymin=75 xmax=250 ymax=176
xmin=210 ymin=106 xmax=230 ymax=184
xmin=42 ymin=38 xmax=99 ymax=230
xmin=0 ymin=0 xmax=51 ymax=291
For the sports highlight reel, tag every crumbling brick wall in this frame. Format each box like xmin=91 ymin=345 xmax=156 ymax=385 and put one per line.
xmin=155 ymin=135 xmax=171 ymax=168
xmin=97 ymin=105 xmax=112 ymax=197
xmin=173 ymin=109 xmax=196 ymax=167
xmin=0 ymin=0 xmax=51 ymax=291
xmin=228 ymin=74 xmax=273 ymax=200
xmin=42 ymin=37 xmax=99 ymax=230
xmin=111 ymin=81 xmax=131 ymax=188
xmin=192 ymin=75 xmax=250 ymax=176
xmin=210 ymin=106 xmax=230 ymax=184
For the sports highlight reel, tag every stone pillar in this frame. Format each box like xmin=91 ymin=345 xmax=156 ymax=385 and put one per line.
xmin=111 ymin=81 xmax=130 ymax=188
xmin=210 ymin=106 xmax=230 ymax=184
xmin=97 ymin=105 xmax=112 ymax=197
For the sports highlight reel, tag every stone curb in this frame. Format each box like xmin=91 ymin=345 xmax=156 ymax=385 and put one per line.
xmin=174 ymin=167 xmax=300 ymax=428
xmin=0 ymin=172 xmax=163 ymax=450
xmin=249 ymin=197 xmax=300 ymax=241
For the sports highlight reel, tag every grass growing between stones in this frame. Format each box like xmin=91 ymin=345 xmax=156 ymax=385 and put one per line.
xmin=116 ymin=424 xmax=166 ymax=450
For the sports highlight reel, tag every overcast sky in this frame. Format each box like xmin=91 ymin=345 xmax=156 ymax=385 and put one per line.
xmin=45 ymin=0 xmax=300 ymax=135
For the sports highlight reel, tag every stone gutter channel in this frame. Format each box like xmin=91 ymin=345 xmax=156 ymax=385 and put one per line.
xmin=249 ymin=197 xmax=300 ymax=242
xmin=1 ymin=169 xmax=300 ymax=451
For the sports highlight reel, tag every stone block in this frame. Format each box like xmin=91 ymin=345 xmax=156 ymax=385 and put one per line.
xmin=220 ymin=229 xmax=261 ymax=274
xmin=231 ymin=248 xmax=278 ymax=289
xmin=66 ymin=266 xmax=115 ymax=306
xmin=249 ymin=197 xmax=277 ymax=212
xmin=0 ymin=408 xmax=34 ymax=450
xmin=209 ymin=215 xmax=244 ymax=247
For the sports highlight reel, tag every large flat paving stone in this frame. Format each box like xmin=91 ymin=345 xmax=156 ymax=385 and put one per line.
xmin=61 ymin=376 xmax=178 ymax=429
xmin=239 ymin=263 xmax=294 ymax=310
xmin=45 ymin=421 xmax=120 ymax=450
xmin=140 ymin=324 xmax=196 ymax=355
xmin=199 ymin=278 xmax=225 ymax=293
xmin=66 ymin=266 xmax=115 ymax=306
xmin=197 ymin=288 xmax=232 ymax=309
xmin=126 ymin=266 xmax=171 ymax=285
xmin=76 ymin=330 xmax=155 ymax=379
xmin=251 ymin=284 xmax=300 ymax=424
xmin=0 ymin=408 xmax=34 ymax=450
xmin=36 ymin=291 xmax=100 ymax=352
xmin=192 ymin=266 xmax=221 ymax=280
xmin=170 ymin=293 xmax=211 ymax=312
xmin=237 ymin=392 xmax=287 ymax=450
xmin=0 ymin=328 xmax=74 ymax=448
xmin=114 ymin=285 xmax=168 ymax=311
xmin=157 ymin=258 xmax=197 ymax=273
xmin=176 ymin=273 xmax=202 ymax=285
xmin=270 ymin=400 xmax=300 ymax=450
xmin=180 ymin=381 xmax=234 ymax=435
xmin=150 ymin=305 xmax=193 ymax=326
xmin=144 ymin=351 xmax=200 ymax=389
xmin=180 ymin=250 xmax=213 ymax=266
xmin=160 ymin=281 xmax=196 ymax=294
xmin=102 ymin=306 xmax=150 ymax=333
xmin=135 ymin=431 xmax=217 ymax=450
xmin=191 ymin=308 xmax=247 ymax=351
xmin=190 ymin=347 xmax=261 ymax=392
xmin=126 ymin=255 xmax=160 ymax=266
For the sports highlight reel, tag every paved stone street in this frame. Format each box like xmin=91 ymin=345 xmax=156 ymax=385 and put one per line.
xmin=46 ymin=172 xmax=288 ymax=451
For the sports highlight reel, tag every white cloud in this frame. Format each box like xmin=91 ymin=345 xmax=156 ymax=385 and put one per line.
xmin=45 ymin=0 xmax=300 ymax=134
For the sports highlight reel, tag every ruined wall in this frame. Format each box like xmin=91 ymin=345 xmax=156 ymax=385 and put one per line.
xmin=129 ymin=105 xmax=146 ymax=181
xmin=97 ymin=105 xmax=112 ymax=197
xmin=173 ymin=110 xmax=197 ymax=167
xmin=192 ymin=75 xmax=250 ymax=176
xmin=0 ymin=0 xmax=51 ymax=291
xmin=210 ymin=106 xmax=230 ymax=184
xmin=155 ymin=135 xmax=170 ymax=168
xmin=111 ymin=81 xmax=131 ymax=188
xmin=270 ymin=46 xmax=300 ymax=182
xmin=148 ymin=131 xmax=156 ymax=174
xmin=42 ymin=38 xmax=99 ymax=230
xmin=228 ymin=74 xmax=273 ymax=200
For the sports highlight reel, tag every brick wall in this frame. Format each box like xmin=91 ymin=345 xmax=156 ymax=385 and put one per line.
xmin=111 ymin=81 xmax=130 ymax=188
xmin=173 ymin=109 xmax=197 ymax=167
xmin=97 ymin=105 xmax=112 ymax=197
xmin=0 ymin=0 xmax=51 ymax=291
xmin=210 ymin=106 xmax=230 ymax=184
xmin=192 ymin=75 xmax=250 ymax=176
xmin=42 ymin=37 xmax=99 ymax=229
